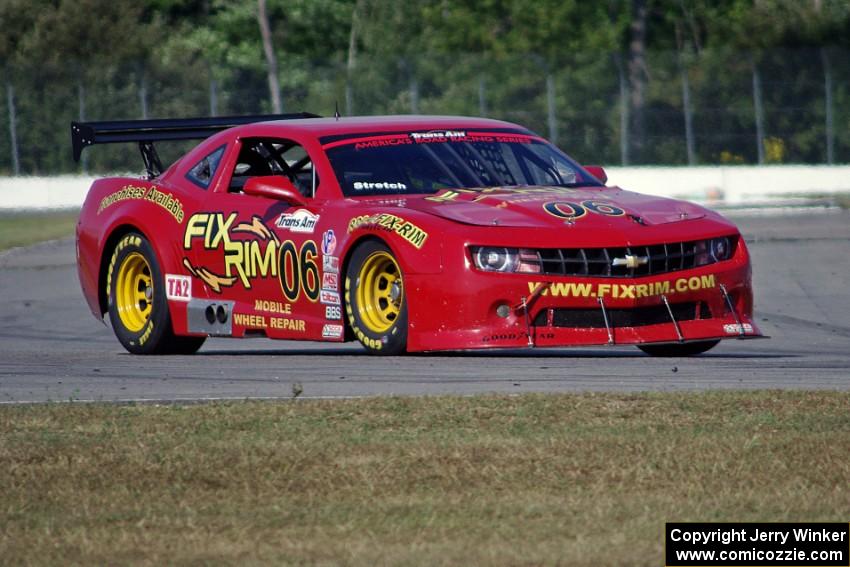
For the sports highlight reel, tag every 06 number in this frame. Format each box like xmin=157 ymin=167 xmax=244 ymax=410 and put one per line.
xmin=543 ymin=200 xmax=625 ymax=220
xmin=279 ymin=240 xmax=320 ymax=302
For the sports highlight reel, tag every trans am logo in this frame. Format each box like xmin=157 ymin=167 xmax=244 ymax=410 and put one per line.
xmin=276 ymin=209 xmax=319 ymax=233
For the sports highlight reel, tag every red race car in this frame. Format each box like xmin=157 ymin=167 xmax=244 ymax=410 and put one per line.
xmin=72 ymin=114 xmax=762 ymax=355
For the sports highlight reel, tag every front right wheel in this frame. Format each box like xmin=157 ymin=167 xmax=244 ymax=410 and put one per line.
xmin=345 ymin=241 xmax=407 ymax=355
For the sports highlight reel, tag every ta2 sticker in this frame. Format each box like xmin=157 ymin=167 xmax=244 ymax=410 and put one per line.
xmin=165 ymin=274 xmax=192 ymax=301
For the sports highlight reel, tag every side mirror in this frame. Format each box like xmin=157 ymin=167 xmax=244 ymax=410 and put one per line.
xmin=243 ymin=175 xmax=307 ymax=206
xmin=584 ymin=165 xmax=608 ymax=184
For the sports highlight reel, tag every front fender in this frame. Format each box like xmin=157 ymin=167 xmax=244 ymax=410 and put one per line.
xmin=338 ymin=209 xmax=445 ymax=276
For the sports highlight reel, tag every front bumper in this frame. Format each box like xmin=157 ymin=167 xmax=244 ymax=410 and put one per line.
xmin=405 ymin=248 xmax=762 ymax=352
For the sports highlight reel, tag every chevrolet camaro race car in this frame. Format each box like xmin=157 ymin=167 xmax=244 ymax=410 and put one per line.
xmin=72 ymin=114 xmax=762 ymax=356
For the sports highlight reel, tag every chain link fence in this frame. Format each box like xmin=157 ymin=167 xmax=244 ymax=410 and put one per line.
xmin=2 ymin=47 xmax=849 ymax=175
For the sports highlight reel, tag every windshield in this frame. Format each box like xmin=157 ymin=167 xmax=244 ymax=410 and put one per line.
xmin=322 ymin=130 xmax=602 ymax=197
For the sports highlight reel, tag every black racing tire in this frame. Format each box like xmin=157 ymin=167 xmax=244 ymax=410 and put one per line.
xmin=637 ymin=340 xmax=720 ymax=357
xmin=345 ymin=241 xmax=408 ymax=355
xmin=106 ymin=232 xmax=205 ymax=355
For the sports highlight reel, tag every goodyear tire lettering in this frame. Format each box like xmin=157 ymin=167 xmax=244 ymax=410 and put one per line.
xmin=344 ymin=245 xmax=406 ymax=355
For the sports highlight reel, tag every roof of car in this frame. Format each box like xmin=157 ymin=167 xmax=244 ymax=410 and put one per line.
xmin=237 ymin=115 xmax=533 ymax=138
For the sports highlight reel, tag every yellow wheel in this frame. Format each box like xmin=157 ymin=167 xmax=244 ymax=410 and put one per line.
xmin=115 ymin=252 xmax=153 ymax=332
xmin=106 ymin=232 xmax=205 ymax=355
xmin=346 ymin=242 xmax=407 ymax=355
xmin=355 ymin=251 xmax=403 ymax=334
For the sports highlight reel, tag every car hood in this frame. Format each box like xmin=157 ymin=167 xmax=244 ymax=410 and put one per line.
xmin=387 ymin=186 xmax=709 ymax=228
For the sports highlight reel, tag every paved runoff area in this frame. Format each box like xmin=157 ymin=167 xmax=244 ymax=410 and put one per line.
xmin=1 ymin=212 xmax=849 ymax=404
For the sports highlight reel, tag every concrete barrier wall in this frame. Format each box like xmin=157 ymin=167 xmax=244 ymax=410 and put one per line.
xmin=2 ymin=166 xmax=849 ymax=210
xmin=0 ymin=175 xmax=97 ymax=210
xmin=604 ymin=165 xmax=850 ymax=204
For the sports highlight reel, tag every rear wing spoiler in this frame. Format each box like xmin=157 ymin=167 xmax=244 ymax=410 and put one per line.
xmin=71 ymin=112 xmax=319 ymax=177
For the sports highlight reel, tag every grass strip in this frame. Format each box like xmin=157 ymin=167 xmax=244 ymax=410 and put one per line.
xmin=0 ymin=209 xmax=79 ymax=251
xmin=1 ymin=391 xmax=849 ymax=566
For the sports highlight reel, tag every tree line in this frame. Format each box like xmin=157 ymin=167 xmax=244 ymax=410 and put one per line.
xmin=1 ymin=0 xmax=849 ymax=174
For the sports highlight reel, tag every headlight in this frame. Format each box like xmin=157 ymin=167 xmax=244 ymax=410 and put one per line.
xmin=711 ymin=236 xmax=732 ymax=262
xmin=471 ymin=247 xmax=541 ymax=273
xmin=696 ymin=236 xmax=735 ymax=266
xmin=474 ymin=247 xmax=517 ymax=272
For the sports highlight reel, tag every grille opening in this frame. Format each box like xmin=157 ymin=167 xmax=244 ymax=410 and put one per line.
xmin=532 ymin=301 xmax=710 ymax=329
xmin=535 ymin=238 xmax=734 ymax=278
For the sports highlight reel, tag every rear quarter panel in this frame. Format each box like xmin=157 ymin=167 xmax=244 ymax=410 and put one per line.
xmin=77 ymin=177 xmax=201 ymax=321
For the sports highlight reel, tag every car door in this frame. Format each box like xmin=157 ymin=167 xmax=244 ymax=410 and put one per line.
xmin=181 ymin=136 xmax=328 ymax=341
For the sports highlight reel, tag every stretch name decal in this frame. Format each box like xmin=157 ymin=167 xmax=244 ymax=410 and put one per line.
xmin=353 ymin=181 xmax=408 ymax=191
xmin=527 ymin=274 xmax=717 ymax=299
xmin=98 ymin=184 xmax=185 ymax=223
xmin=347 ymin=213 xmax=428 ymax=249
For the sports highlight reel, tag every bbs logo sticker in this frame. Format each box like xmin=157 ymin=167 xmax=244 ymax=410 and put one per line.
xmin=325 ymin=305 xmax=341 ymax=320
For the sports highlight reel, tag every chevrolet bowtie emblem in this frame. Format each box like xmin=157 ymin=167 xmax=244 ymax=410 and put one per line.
xmin=612 ymin=254 xmax=649 ymax=269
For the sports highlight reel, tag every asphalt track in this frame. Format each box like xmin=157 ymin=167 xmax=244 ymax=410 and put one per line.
xmin=1 ymin=212 xmax=849 ymax=403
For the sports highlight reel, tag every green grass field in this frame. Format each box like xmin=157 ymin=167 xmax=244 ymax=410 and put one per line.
xmin=0 ymin=209 xmax=79 ymax=251
xmin=2 ymin=392 xmax=849 ymax=566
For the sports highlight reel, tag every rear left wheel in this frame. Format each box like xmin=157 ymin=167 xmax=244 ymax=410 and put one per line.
xmin=107 ymin=232 xmax=205 ymax=355
xmin=345 ymin=241 xmax=407 ymax=355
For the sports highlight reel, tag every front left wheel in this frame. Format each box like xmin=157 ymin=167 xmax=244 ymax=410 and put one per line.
xmin=106 ymin=232 xmax=205 ymax=355
xmin=345 ymin=241 xmax=408 ymax=355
